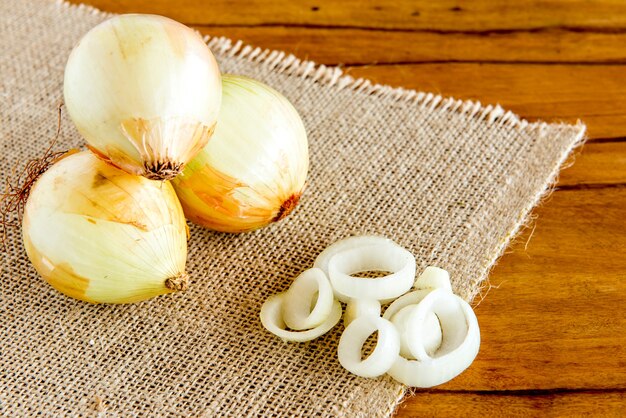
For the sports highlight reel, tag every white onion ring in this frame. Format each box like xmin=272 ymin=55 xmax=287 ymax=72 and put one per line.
xmin=382 ymin=289 xmax=432 ymax=321
xmin=344 ymin=299 xmax=381 ymax=327
xmin=405 ymin=289 xmax=468 ymax=360
xmin=338 ymin=315 xmax=400 ymax=378
xmin=260 ymin=293 xmax=342 ymax=342
xmin=282 ymin=268 xmax=334 ymax=330
xmin=327 ymin=243 xmax=416 ymax=302
xmin=314 ymin=235 xmax=393 ymax=275
xmin=390 ymin=305 xmax=442 ymax=359
xmin=387 ymin=290 xmax=480 ymax=387
xmin=415 ymin=266 xmax=452 ymax=292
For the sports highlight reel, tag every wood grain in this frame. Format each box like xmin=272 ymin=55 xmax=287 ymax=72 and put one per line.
xmin=395 ymin=391 xmax=626 ymax=417
xmin=346 ymin=64 xmax=626 ymax=140
xmin=70 ymin=3 xmax=626 ymax=139
xmin=74 ymin=0 xmax=626 ymax=31
xmin=559 ymin=142 xmax=626 ymax=187
xmin=197 ymin=26 xmax=626 ymax=65
xmin=69 ymin=1 xmax=626 ymax=416
xmin=444 ymin=188 xmax=626 ymax=391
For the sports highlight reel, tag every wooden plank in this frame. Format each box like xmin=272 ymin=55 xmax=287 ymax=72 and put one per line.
xmin=72 ymin=0 xmax=626 ymax=31
xmin=71 ymin=1 xmax=626 ymax=64
xmin=395 ymin=391 xmax=626 ymax=417
xmin=345 ymin=63 xmax=626 ymax=140
xmin=197 ymin=26 xmax=626 ymax=65
xmin=435 ymin=188 xmax=626 ymax=391
xmin=559 ymin=142 xmax=626 ymax=187
xmin=69 ymin=2 xmax=626 ymax=139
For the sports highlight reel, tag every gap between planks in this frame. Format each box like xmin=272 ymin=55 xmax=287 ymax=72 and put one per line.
xmin=190 ymin=23 xmax=626 ymax=35
xmin=415 ymin=388 xmax=626 ymax=396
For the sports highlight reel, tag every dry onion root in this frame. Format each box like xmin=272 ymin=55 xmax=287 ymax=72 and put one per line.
xmin=260 ymin=236 xmax=480 ymax=388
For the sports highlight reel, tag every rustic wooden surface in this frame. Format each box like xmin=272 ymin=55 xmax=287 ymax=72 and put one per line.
xmin=71 ymin=1 xmax=626 ymax=416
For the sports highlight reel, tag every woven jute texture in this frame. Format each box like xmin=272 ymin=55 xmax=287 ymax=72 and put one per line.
xmin=0 ymin=0 xmax=586 ymax=416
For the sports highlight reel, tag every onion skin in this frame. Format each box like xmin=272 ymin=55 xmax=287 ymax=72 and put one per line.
xmin=63 ymin=14 xmax=221 ymax=181
xmin=22 ymin=151 xmax=189 ymax=304
xmin=172 ymin=75 xmax=309 ymax=233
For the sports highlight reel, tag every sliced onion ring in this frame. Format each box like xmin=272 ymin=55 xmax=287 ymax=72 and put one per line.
xmin=390 ymin=305 xmax=442 ymax=359
xmin=282 ymin=268 xmax=334 ymax=330
xmin=344 ymin=299 xmax=381 ymax=327
xmin=405 ymin=289 xmax=468 ymax=360
xmin=314 ymin=235 xmax=393 ymax=276
xmin=338 ymin=315 xmax=400 ymax=378
xmin=260 ymin=293 xmax=342 ymax=342
xmin=415 ymin=266 xmax=452 ymax=292
xmin=327 ymin=243 xmax=416 ymax=302
xmin=387 ymin=290 xmax=480 ymax=387
xmin=382 ymin=289 xmax=432 ymax=321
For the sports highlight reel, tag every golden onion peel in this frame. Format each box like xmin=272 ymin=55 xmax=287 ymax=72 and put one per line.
xmin=172 ymin=75 xmax=309 ymax=233
xmin=63 ymin=14 xmax=222 ymax=181
xmin=22 ymin=151 xmax=189 ymax=304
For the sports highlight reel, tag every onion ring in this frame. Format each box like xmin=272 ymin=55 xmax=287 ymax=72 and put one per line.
xmin=344 ymin=299 xmax=381 ymax=327
xmin=260 ymin=293 xmax=342 ymax=342
xmin=282 ymin=268 xmax=334 ymax=330
xmin=338 ymin=315 xmax=400 ymax=378
xmin=390 ymin=305 xmax=442 ymax=359
xmin=387 ymin=290 xmax=480 ymax=387
xmin=327 ymin=242 xmax=416 ymax=302
xmin=314 ymin=235 xmax=394 ymax=275
xmin=415 ymin=266 xmax=452 ymax=292
xmin=382 ymin=289 xmax=432 ymax=321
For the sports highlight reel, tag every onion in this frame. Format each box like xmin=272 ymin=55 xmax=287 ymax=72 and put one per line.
xmin=337 ymin=315 xmax=400 ymax=378
xmin=326 ymin=242 xmax=415 ymax=302
xmin=63 ymin=14 xmax=221 ymax=180
xmin=282 ymin=268 xmax=334 ymax=330
xmin=258 ymin=238 xmax=481 ymax=387
xmin=314 ymin=235 xmax=393 ymax=277
xmin=382 ymin=289 xmax=433 ymax=321
xmin=344 ymin=299 xmax=381 ymax=327
xmin=171 ymin=74 xmax=308 ymax=233
xmin=260 ymin=293 xmax=342 ymax=342
xmin=313 ymin=235 xmax=414 ymax=302
xmin=390 ymin=305 xmax=442 ymax=359
xmin=415 ymin=266 xmax=452 ymax=292
xmin=387 ymin=290 xmax=481 ymax=387
xmin=22 ymin=151 xmax=189 ymax=304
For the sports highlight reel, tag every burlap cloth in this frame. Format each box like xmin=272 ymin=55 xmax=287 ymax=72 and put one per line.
xmin=0 ymin=0 xmax=586 ymax=416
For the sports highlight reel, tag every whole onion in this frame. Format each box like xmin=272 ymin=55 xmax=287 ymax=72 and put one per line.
xmin=172 ymin=75 xmax=309 ymax=233
xmin=22 ymin=151 xmax=189 ymax=304
xmin=63 ymin=14 xmax=222 ymax=180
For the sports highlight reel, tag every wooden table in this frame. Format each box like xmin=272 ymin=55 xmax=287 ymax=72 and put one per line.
xmin=72 ymin=1 xmax=626 ymax=415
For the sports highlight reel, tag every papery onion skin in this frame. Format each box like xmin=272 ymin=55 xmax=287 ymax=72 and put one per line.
xmin=172 ymin=74 xmax=309 ymax=233
xmin=63 ymin=14 xmax=221 ymax=181
xmin=22 ymin=151 xmax=189 ymax=304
